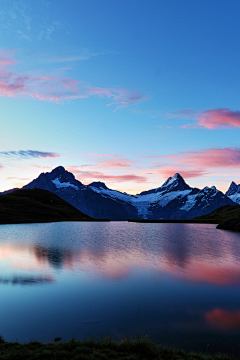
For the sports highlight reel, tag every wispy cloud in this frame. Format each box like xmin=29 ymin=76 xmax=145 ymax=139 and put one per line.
xmin=147 ymin=147 xmax=240 ymax=181
xmin=67 ymin=167 xmax=148 ymax=184
xmin=0 ymin=150 xmax=60 ymax=159
xmin=85 ymin=153 xmax=124 ymax=158
xmin=0 ymin=51 xmax=147 ymax=110
xmin=47 ymin=49 xmax=117 ymax=63
xmin=166 ymin=109 xmax=198 ymax=120
xmin=107 ymin=93 xmax=147 ymax=112
xmin=37 ymin=22 xmax=63 ymax=41
xmin=178 ymin=148 xmax=240 ymax=168
xmin=156 ymin=167 xmax=207 ymax=179
xmin=83 ymin=153 xmax=131 ymax=169
xmin=0 ymin=0 xmax=63 ymax=42
xmin=133 ymin=154 xmax=163 ymax=159
xmin=167 ymin=108 xmax=240 ymax=129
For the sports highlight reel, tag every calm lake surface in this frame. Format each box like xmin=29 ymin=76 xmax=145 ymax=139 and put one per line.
xmin=1 ymin=221 xmax=240 ymax=356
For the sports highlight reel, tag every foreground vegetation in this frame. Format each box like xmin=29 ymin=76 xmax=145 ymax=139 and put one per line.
xmin=195 ymin=205 xmax=240 ymax=231
xmin=0 ymin=336 xmax=233 ymax=360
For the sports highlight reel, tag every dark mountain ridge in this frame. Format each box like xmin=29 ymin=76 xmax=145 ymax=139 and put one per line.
xmin=1 ymin=166 xmax=237 ymax=221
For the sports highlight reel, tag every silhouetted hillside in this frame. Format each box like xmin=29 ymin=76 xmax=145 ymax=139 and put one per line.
xmin=0 ymin=188 xmax=108 ymax=224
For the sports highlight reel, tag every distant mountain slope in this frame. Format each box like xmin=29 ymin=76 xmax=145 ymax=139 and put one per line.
xmin=22 ymin=166 xmax=138 ymax=220
xmin=1 ymin=166 xmax=236 ymax=221
xmin=0 ymin=188 xmax=97 ymax=224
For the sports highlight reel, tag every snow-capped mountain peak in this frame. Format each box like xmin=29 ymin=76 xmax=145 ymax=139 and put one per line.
xmin=160 ymin=173 xmax=191 ymax=192
xmin=225 ymin=181 xmax=240 ymax=204
xmin=226 ymin=181 xmax=240 ymax=196
xmin=50 ymin=166 xmax=79 ymax=184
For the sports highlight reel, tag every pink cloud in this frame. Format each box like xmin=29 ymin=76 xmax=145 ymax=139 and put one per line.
xmin=157 ymin=167 xmax=207 ymax=179
xmin=66 ymin=167 xmax=148 ymax=184
xmin=180 ymin=148 xmax=240 ymax=168
xmin=0 ymin=51 xmax=146 ymax=110
xmin=197 ymin=109 xmax=240 ymax=129
xmin=146 ymin=147 xmax=240 ymax=182
xmin=96 ymin=160 xmax=131 ymax=168
xmin=83 ymin=153 xmax=132 ymax=169
xmin=153 ymin=148 xmax=240 ymax=176
xmin=167 ymin=108 xmax=240 ymax=129
xmin=107 ymin=93 xmax=147 ymax=112
xmin=170 ymin=108 xmax=240 ymax=129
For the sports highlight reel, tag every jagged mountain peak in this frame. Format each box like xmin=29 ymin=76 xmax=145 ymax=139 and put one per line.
xmin=51 ymin=165 xmax=66 ymax=174
xmin=23 ymin=166 xmax=83 ymax=191
xmin=161 ymin=173 xmax=191 ymax=192
xmin=139 ymin=173 xmax=191 ymax=196
xmin=226 ymin=181 xmax=240 ymax=196
xmin=50 ymin=166 xmax=73 ymax=179
xmin=48 ymin=166 xmax=81 ymax=185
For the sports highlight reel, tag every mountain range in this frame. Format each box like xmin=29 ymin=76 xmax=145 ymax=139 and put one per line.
xmin=1 ymin=166 xmax=240 ymax=221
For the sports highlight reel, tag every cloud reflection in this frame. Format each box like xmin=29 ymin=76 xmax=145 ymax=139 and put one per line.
xmin=206 ymin=308 xmax=240 ymax=331
xmin=1 ymin=223 xmax=240 ymax=286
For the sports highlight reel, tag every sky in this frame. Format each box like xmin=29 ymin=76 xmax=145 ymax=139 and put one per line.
xmin=0 ymin=0 xmax=240 ymax=194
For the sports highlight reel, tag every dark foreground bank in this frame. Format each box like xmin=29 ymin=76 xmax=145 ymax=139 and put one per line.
xmin=0 ymin=336 xmax=233 ymax=360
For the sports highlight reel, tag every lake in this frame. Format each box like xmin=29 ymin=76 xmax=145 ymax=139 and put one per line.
xmin=1 ymin=221 xmax=240 ymax=356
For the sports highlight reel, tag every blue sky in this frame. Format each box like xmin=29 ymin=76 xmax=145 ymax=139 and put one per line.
xmin=0 ymin=0 xmax=240 ymax=193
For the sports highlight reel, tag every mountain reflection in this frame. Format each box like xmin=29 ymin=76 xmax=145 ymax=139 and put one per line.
xmin=0 ymin=223 xmax=240 ymax=286
xmin=0 ymin=275 xmax=53 ymax=285
xmin=34 ymin=245 xmax=72 ymax=268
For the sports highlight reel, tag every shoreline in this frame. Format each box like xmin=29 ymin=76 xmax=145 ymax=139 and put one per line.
xmin=0 ymin=336 xmax=233 ymax=360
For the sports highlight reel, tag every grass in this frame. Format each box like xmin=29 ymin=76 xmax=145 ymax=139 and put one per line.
xmin=0 ymin=335 xmax=234 ymax=360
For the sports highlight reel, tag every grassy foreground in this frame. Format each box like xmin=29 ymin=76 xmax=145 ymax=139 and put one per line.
xmin=0 ymin=336 xmax=233 ymax=360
